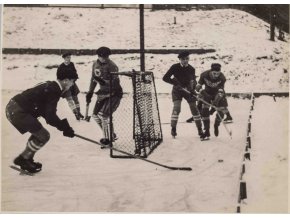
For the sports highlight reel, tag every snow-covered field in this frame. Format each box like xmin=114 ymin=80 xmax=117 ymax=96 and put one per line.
xmin=1 ymin=6 xmax=289 ymax=213
xmin=2 ymin=7 xmax=289 ymax=92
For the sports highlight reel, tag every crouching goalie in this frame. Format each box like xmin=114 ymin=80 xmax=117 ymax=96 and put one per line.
xmin=86 ymin=46 xmax=123 ymax=145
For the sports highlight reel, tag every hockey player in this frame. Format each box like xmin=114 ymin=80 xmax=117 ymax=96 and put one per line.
xmin=195 ymin=63 xmax=233 ymax=140
xmin=6 ymin=71 xmax=76 ymax=173
xmin=163 ymin=51 xmax=203 ymax=139
xmin=86 ymin=46 xmax=123 ymax=145
xmin=57 ymin=52 xmax=84 ymax=120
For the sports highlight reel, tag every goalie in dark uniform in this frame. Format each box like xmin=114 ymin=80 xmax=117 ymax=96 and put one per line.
xmin=5 ymin=71 xmax=76 ymax=173
xmin=163 ymin=51 xmax=204 ymax=139
xmin=86 ymin=47 xmax=123 ymax=145
xmin=196 ymin=63 xmax=233 ymax=140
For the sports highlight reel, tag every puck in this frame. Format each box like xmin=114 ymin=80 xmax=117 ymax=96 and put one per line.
xmin=218 ymin=159 xmax=223 ymax=162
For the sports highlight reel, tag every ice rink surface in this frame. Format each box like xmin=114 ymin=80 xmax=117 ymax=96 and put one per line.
xmin=2 ymin=92 xmax=288 ymax=213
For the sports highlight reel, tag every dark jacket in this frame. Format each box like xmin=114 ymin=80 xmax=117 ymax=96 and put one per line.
xmin=13 ymin=81 xmax=64 ymax=129
xmin=57 ymin=62 xmax=79 ymax=80
xmin=163 ymin=63 xmax=196 ymax=90
xmin=198 ymin=70 xmax=226 ymax=96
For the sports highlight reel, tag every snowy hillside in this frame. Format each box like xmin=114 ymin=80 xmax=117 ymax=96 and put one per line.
xmin=2 ymin=7 xmax=289 ymax=92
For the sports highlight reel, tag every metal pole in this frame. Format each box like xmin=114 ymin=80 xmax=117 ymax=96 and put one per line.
xmin=139 ymin=4 xmax=145 ymax=72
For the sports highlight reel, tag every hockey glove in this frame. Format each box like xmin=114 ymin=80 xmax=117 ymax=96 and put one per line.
xmin=63 ymin=127 xmax=75 ymax=138
xmin=86 ymin=92 xmax=93 ymax=104
xmin=195 ymin=84 xmax=202 ymax=92
xmin=93 ymin=75 xmax=106 ymax=86
xmin=213 ymin=90 xmax=225 ymax=106
xmin=59 ymin=119 xmax=75 ymax=138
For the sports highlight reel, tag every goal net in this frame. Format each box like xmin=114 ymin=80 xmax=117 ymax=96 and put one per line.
xmin=109 ymin=71 xmax=163 ymax=158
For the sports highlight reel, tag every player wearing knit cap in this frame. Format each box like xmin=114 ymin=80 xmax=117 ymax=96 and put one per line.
xmin=163 ymin=51 xmax=203 ymax=139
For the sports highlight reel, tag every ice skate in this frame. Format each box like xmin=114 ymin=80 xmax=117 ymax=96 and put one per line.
xmin=171 ymin=127 xmax=177 ymax=138
xmin=200 ymin=130 xmax=210 ymax=141
xmin=224 ymin=115 xmax=233 ymax=123
xmin=13 ymin=155 xmax=42 ymax=173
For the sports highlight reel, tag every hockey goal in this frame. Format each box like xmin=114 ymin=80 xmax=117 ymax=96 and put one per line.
xmin=109 ymin=71 xmax=163 ymax=158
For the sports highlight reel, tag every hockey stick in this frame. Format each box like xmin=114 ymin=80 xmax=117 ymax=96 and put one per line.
xmin=180 ymin=88 xmax=233 ymax=138
xmin=75 ymin=134 xmax=192 ymax=171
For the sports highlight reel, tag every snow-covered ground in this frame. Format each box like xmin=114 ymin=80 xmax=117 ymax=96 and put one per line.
xmin=242 ymin=96 xmax=288 ymax=213
xmin=1 ymin=6 xmax=289 ymax=213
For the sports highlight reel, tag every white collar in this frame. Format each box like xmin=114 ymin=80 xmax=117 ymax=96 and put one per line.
xmin=55 ymin=80 xmax=63 ymax=91
xmin=180 ymin=63 xmax=188 ymax=67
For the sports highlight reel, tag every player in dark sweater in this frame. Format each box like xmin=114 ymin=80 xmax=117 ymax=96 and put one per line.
xmin=196 ymin=63 xmax=233 ymax=139
xmin=6 ymin=71 xmax=76 ymax=173
xmin=163 ymin=51 xmax=203 ymax=139
xmin=57 ymin=53 xmax=84 ymax=120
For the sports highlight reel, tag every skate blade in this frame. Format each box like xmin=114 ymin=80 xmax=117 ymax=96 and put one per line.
xmin=200 ymin=137 xmax=210 ymax=141
xmin=223 ymin=120 xmax=233 ymax=124
xmin=10 ymin=165 xmax=37 ymax=176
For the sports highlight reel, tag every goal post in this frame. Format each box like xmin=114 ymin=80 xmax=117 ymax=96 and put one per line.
xmin=109 ymin=71 xmax=163 ymax=158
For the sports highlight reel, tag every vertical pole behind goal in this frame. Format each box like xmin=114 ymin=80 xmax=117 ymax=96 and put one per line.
xmin=139 ymin=4 xmax=145 ymax=72
xmin=109 ymin=73 xmax=113 ymax=157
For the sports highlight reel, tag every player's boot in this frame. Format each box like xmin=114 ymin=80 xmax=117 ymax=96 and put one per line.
xmin=214 ymin=124 xmax=219 ymax=137
xmin=171 ymin=127 xmax=177 ymax=138
xmin=201 ymin=130 xmax=210 ymax=141
xmin=224 ymin=113 xmax=233 ymax=123
xmin=198 ymin=128 xmax=204 ymax=140
xmin=30 ymin=158 xmax=42 ymax=169
xmin=100 ymin=138 xmax=110 ymax=145
xmin=13 ymin=155 xmax=41 ymax=173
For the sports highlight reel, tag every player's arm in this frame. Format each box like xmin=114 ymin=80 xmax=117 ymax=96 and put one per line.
xmin=110 ymin=64 xmax=121 ymax=87
xmin=189 ymin=67 xmax=197 ymax=92
xmin=86 ymin=62 xmax=98 ymax=103
xmin=163 ymin=66 xmax=178 ymax=85
xmin=195 ymin=74 xmax=204 ymax=92
xmin=44 ymin=93 xmax=74 ymax=138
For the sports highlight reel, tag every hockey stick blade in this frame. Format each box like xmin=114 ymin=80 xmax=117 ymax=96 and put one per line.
xmin=75 ymin=134 xmax=192 ymax=171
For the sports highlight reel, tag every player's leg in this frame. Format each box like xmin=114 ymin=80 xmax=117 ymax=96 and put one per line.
xmin=214 ymin=96 xmax=228 ymax=136
xmin=200 ymin=93 xmax=213 ymax=140
xmin=214 ymin=108 xmax=226 ymax=137
xmin=171 ymin=100 xmax=181 ymax=137
xmin=6 ymin=99 xmax=49 ymax=173
xmin=71 ymin=84 xmax=84 ymax=120
xmin=171 ymin=89 xmax=182 ymax=137
xmin=92 ymin=99 xmax=106 ymax=130
xmin=185 ymin=94 xmax=203 ymax=138
xmin=15 ymin=127 xmax=50 ymax=170
xmin=222 ymin=97 xmax=233 ymax=123
xmin=98 ymin=95 xmax=122 ymax=144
